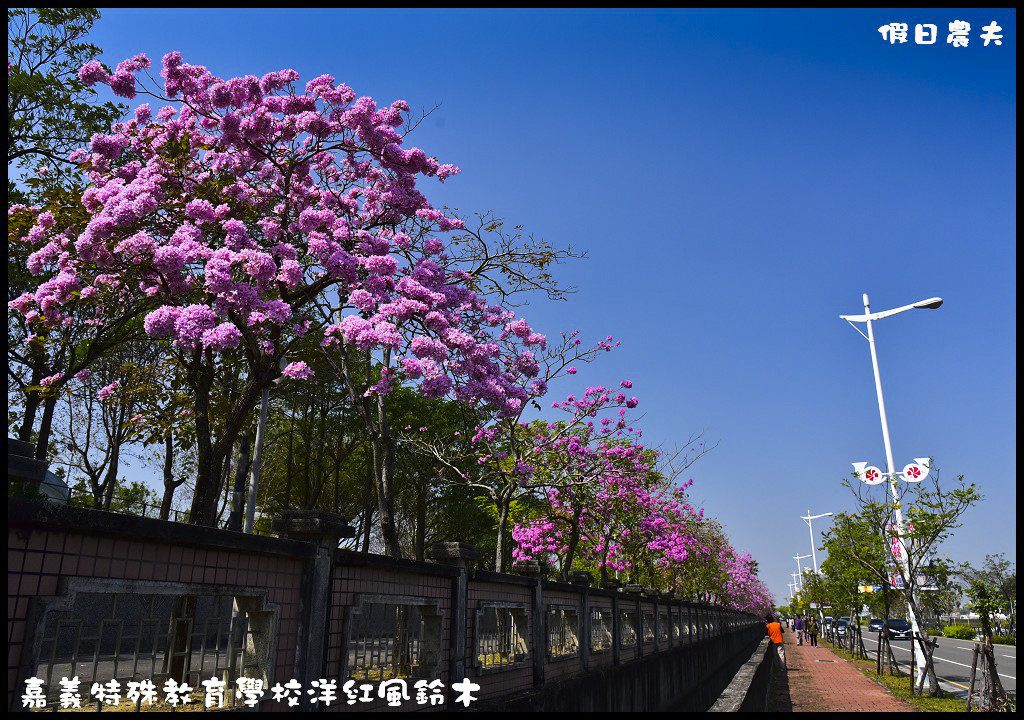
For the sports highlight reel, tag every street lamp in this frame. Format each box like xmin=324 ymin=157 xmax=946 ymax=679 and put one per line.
xmin=841 ymin=292 xmax=942 ymax=690
xmin=243 ymin=357 xmax=290 ymax=534
xmin=794 ymin=554 xmax=811 ymax=589
xmin=800 ymin=511 xmax=833 ymax=574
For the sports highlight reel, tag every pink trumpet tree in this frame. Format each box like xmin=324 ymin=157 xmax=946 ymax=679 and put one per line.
xmin=10 ymin=51 xmax=534 ymax=530
xmin=408 ymin=332 xmax=632 ymax=571
xmin=720 ymin=549 xmax=775 ymax=615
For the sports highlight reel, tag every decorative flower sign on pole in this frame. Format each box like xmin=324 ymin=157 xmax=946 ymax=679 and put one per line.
xmin=851 ymin=458 xmax=931 ymax=486
xmin=901 ymin=458 xmax=931 ymax=482
xmin=852 ymin=462 xmax=885 ymax=485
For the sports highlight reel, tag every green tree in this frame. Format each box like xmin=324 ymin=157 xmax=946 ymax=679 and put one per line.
xmin=820 ymin=547 xmax=871 ymax=623
xmin=7 ymin=8 xmax=123 ymax=192
xmin=916 ymin=559 xmax=960 ymax=626
xmin=958 ymin=554 xmax=1016 ymax=636
xmin=964 ymin=581 xmax=1011 ymax=711
xmin=52 ymin=341 xmax=161 ymax=509
xmin=671 ymin=517 xmax=731 ymax=604
xmin=828 ymin=466 xmax=981 ymax=696
xmin=8 ymin=9 xmax=131 ymax=461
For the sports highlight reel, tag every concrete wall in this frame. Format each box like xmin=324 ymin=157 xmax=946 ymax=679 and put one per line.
xmin=8 ymin=498 xmax=762 ymax=712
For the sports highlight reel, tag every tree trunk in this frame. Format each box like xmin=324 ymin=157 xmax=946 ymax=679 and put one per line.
xmin=215 ymin=450 xmax=233 ymax=525
xmin=361 ymin=457 xmax=373 ymax=552
xmin=159 ymin=432 xmax=186 ymax=521
xmin=191 ymin=447 xmax=221 ymax=525
xmin=186 ymin=350 xmax=272 ymax=527
xmin=101 ymin=441 xmax=121 ymax=511
xmin=189 ymin=357 xmax=217 ymax=525
xmin=414 ymin=478 xmax=427 ymax=561
xmin=375 ymin=434 xmax=401 ymax=557
xmin=160 ymin=488 xmax=175 ymax=519
xmin=983 ymin=645 xmax=1008 ymax=708
xmin=599 ymin=530 xmax=614 ymax=584
xmin=33 ymin=393 xmax=57 ymax=461
xmin=228 ymin=432 xmax=251 ymax=531
xmin=906 ymin=595 xmax=940 ymax=695
xmin=17 ymin=366 xmax=43 ymax=442
xmin=372 ymin=390 xmax=401 ymax=558
xmin=560 ymin=508 xmax=584 ymax=582
xmin=494 ymin=495 xmax=511 ymax=573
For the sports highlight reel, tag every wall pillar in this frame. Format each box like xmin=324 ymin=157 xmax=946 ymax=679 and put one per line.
xmin=426 ymin=541 xmax=478 ymax=697
xmin=272 ymin=510 xmax=354 ymax=710
xmin=568 ymin=571 xmax=593 ymax=670
xmin=512 ymin=559 xmax=547 ymax=686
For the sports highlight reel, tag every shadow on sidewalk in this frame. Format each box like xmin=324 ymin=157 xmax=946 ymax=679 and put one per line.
xmin=770 ymin=663 xmax=794 ymax=711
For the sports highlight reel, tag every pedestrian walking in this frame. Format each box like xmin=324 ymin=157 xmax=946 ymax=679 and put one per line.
xmin=807 ymin=615 xmax=818 ymax=647
xmin=794 ymin=614 xmax=804 ymax=645
xmin=765 ymin=614 xmax=787 ymax=671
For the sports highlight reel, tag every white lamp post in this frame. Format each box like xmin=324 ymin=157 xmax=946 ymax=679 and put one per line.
xmin=244 ymin=357 xmax=290 ymax=534
xmin=793 ymin=554 xmax=811 ymax=589
xmin=840 ymin=293 xmax=942 ymax=690
xmin=801 ymin=511 xmax=833 ymax=574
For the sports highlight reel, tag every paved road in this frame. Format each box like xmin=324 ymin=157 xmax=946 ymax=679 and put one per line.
xmin=855 ymin=635 xmax=1016 ymax=697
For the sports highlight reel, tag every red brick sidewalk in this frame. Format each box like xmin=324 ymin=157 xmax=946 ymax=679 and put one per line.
xmin=772 ymin=628 xmax=916 ymax=712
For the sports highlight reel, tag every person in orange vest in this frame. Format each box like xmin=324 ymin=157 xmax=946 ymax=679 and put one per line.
xmin=765 ymin=614 xmax=787 ymax=671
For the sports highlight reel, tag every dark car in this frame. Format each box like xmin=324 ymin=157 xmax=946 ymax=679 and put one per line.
xmin=886 ymin=618 xmax=913 ymax=640
xmin=868 ymin=618 xmax=885 ymax=633
xmin=835 ymin=618 xmax=850 ymax=637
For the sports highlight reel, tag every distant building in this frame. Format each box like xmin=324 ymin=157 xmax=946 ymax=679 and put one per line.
xmin=8 ymin=437 xmax=68 ymax=503
xmin=39 ymin=468 xmax=71 ymax=503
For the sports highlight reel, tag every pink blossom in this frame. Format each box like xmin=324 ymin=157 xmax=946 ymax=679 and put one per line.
xmin=281 ymin=361 xmax=314 ymax=380
xmin=78 ymin=60 xmax=110 ymax=86
xmin=97 ymin=382 xmax=120 ymax=401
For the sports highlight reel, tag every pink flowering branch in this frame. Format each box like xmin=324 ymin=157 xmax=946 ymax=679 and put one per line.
xmin=13 ymin=51 xmax=486 ymax=528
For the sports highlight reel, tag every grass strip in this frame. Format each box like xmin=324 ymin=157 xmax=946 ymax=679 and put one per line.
xmin=828 ymin=644 xmax=966 ymax=713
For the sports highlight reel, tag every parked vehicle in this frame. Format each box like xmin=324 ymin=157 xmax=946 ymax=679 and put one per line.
xmin=836 ymin=618 xmax=850 ymax=637
xmin=867 ymin=618 xmax=885 ymax=633
xmin=823 ymin=616 xmax=834 ymax=631
xmin=886 ymin=618 xmax=913 ymax=640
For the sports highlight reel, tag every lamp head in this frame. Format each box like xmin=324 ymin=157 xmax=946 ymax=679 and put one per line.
xmin=913 ymin=297 xmax=943 ymax=309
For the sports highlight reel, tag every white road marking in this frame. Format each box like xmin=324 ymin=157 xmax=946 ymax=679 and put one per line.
xmin=884 ymin=644 xmax=1016 ymax=680
xmin=863 ymin=649 xmax=968 ymax=693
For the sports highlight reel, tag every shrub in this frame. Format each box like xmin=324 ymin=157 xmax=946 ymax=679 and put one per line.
xmin=943 ymin=625 xmax=977 ymax=640
xmin=927 ymin=628 xmax=944 ymax=637
xmin=991 ymin=635 xmax=1016 ymax=646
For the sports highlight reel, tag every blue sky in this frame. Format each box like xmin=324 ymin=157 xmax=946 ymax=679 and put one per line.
xmin=87 ymin=8 xmax=1016 ymax=603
